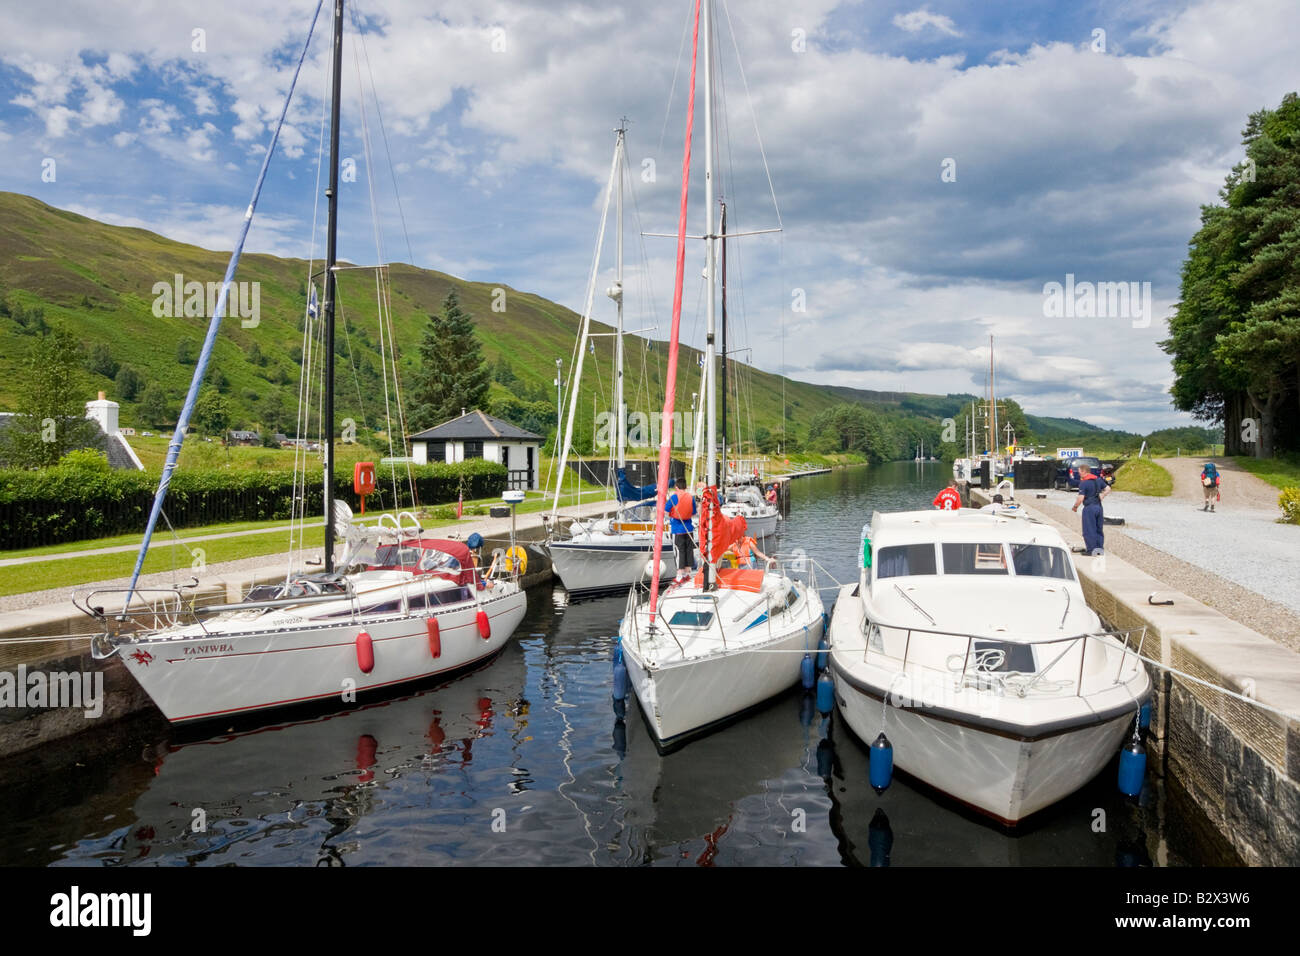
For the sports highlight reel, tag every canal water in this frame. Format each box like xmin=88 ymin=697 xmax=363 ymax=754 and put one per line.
xmin=0 ymin=462 xmax=1236 ymax=866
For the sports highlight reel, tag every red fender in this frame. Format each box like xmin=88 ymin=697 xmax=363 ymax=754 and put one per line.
xmin=476 ymin=609 xmax=491 ymax=640
xmin=426 ymin=616 xmax=441 ymax=659
xmin=355 ymin=630 xmax=375 ymax=674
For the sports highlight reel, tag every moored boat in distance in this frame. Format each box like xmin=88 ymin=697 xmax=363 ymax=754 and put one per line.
xmin=827 ymin=509 xmax=1151 ymax=825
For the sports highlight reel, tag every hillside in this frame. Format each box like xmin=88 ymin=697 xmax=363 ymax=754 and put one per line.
xmin=0 ymin=191 xmax=1145 ymax=458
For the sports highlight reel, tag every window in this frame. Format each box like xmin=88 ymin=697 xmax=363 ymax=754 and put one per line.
xmin=417 ymin=549 xmax=461 ymax=573
xmin=1009 ymin=544 xmax=1075 ymax=580
xmin=876 ymin=544 xmax=938 ymax=579
xmin=941 ymin=543 xmax=1008 ymax=575
xmin=428 ymin=440 xmax=446 ymax=463
xmin=668 ymin=610 xmax=714 ymax=628
xmin=464 ymin=440 xmax=484 ymax=459
xmin=374 ymin=545 xmax=422 ymax=568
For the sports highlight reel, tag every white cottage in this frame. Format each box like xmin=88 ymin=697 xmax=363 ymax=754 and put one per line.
xmin=409 ymin=409 xmax=541 ymax=491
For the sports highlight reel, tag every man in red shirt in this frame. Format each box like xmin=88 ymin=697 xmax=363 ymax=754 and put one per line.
xmin=932 ymin=480 xmax=962 ymax=511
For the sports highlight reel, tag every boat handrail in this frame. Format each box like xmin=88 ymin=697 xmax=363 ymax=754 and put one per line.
xmin=856 ymin=606 xmax=1148 ymax=700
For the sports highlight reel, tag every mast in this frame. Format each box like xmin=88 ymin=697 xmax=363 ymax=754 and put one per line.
xmin=987 ymin=334 xmax=995 ymax=458
xmin=720 ymin=201 xmax=728 ymax=492
xmin=703 ymin=0 xmax=717 ymax=592
xmin=614 ymin=122 xmax=627 ymax=469
xmin=322 ymin=0 xmax=344 ymax=573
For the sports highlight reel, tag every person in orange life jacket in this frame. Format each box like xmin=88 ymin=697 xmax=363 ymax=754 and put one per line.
xmin=723 ymin=534 xmax=772 ymax=570
xmin=665 ymin=477 xmax=698 ymax=577
xmin=1071 ymin=462 xmax=1109 ymax=554
xmin=932 ymin=480 xmax=961 ymax=511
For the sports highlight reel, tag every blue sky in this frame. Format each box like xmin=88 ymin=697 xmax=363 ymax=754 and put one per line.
xmin=2 ymin=0 xmax=1296 ymax=433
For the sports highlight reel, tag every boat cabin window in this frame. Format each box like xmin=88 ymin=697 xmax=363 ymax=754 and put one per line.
xmin=1009 ymin=544 xmax=1075 ymax=580
xmin=374 ymin=545 xmax=422 ymax=568
xmin=408 ymin=586 xmax=472 ymax=610
xmin=668 ymin=610 xmax=714 ymax=628
xmin=875 ymin=544 xmax=938 ymax=579
xmin=941 ymin=543 xmax=1009 ymax=575
xmin=417 ymin=549 xmax=461 ymax=574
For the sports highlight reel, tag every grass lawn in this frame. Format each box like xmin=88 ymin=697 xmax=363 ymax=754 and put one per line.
xmin=1113 ymin=458 xmax=1173 ymax=496
xmin=1233 ymin=454 xmax=1300 ymax=491
xmin=0 ymin=485 xmax=612 ymax=598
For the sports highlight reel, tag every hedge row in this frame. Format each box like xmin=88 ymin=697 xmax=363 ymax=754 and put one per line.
xmin=0 ymin=459 xmax=507 ymax=549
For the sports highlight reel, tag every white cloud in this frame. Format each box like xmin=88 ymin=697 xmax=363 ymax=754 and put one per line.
xmin=893 ymin=9 xmax=963 ymax=38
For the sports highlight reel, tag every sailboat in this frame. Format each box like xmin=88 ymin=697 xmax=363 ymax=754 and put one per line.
xmin=617 ymin=0 xmax=825 ymax=751
xmin=546 ymin=124 xmax=681 ymax=599
xmin=78 ymin=0 xmax=527 ymax=724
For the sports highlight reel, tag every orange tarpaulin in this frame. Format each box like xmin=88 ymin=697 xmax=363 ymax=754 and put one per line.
xmin=692 ymin=566 xmax=765 ymax=592
xmin=698 ymin=486 xmax=747 ymax=564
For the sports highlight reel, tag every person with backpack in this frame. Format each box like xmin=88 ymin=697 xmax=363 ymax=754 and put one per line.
xmin=1200 ymin=462 xmax=1221 ymax=512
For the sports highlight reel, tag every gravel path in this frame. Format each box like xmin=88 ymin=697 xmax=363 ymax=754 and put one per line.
xmin=1153 ymin=455 xmax=1282 ymax=511
xmin=1026 ymin=488 xmax=1300 ymax=654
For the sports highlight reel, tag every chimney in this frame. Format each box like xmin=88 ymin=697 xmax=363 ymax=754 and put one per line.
xmin=85 ymin=391 xmax=119 ymax=435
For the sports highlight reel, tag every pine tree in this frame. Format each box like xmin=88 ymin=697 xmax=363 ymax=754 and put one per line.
xmin=406 ymin=290 xmax=490 ymax=430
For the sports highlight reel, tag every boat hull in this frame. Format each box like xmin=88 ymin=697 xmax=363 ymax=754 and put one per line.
xmin=116 ymin=588 xmax=528 ymax=724
xmin=832 ymin=665 xmax=1134 ymax=824
xmin=549 ymin=538 xmax=677 ymax=597
xmin=622 ymin=591 xmax=824 ymax=749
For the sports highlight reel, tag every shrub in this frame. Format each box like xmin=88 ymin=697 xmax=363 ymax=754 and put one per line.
xmin=0 ymin=458 xmax=507 ymax=548
xmin=1279 ymin=487 xmax=1300 ymax=525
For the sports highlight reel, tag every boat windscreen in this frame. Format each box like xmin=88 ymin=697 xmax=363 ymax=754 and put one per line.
xmin=1009 ymin=544 xmax=1075 ymax=580
xmin=876 ymin=544 xmax=938 ymax=579
xmin=942 ymin=542 xmax=1009 ymax=575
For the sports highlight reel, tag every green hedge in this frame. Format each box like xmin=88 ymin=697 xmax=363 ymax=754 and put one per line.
xmin=0 ymin=458 xmax=506 ymax=549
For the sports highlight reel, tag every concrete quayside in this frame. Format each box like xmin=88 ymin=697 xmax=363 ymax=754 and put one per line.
xmin=966 ymin=484 xmax=1300 ymax=865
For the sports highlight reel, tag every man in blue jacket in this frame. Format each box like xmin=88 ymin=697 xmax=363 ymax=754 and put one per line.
xmin=1070 ymin=462 xmax=1110 ymax=555
xmin=665 ymin=477 xmax=697 ymax=579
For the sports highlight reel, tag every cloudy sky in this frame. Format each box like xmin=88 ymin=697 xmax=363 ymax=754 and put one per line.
xmin=3 ymin=0 xmax=1296 ymax=432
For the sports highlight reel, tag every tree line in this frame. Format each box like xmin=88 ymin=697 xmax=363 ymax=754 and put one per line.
xmin=1163 ymin=92 xmax=1300 ymax=458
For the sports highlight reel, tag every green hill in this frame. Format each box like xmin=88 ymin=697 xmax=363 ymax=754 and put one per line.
xmin=0 ymin=191 xmax=1149 ymax=459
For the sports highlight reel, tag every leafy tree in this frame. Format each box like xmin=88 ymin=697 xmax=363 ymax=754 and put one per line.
xmin=115 ymin=364 xmax=145 ymax=402
xmin=260 ymin=389 xmax=289 ymax=435
xmin=139 ymin=386 xmax=173 ymax=428
xmin=86 ymin=342 xmax=119 ymax=379
xmin=248 ymin=341 xmax=265 ymax=366
xmin=193 ymin=392 xmax=232 ymax=436
xmin=0 ymin=328 xmax=104 ymax=468
xmin=176 ymin=338 xmax=195 ymax=364
xmin=1163 ymin=92 xmax=1300 ymax=457
xmin=406 ymin=290 xmax=490 ymax=430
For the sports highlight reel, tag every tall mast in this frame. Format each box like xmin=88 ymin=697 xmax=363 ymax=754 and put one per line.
xmin=703 ymin=0 xmax=717 ymax=592
xmin=614 ymin=122 xmax=627 ymax=469
xmin=322 ymin=0 xmax=344 ymax=573
xmin=720 ymin=201 xmax=728 ymax=487
xmin=986 ymin=334 xmax=994 ymax=457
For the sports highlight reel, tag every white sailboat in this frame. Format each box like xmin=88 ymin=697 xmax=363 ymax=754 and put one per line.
xmin=546 ymin=124 xmax=680 ymax=598
xmin=617 ymin=0 xmax=825 ymax=751
xmin=80 ymin=0 xmax=527 ymax=724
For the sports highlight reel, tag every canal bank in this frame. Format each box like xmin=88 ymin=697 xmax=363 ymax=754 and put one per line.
xmin=969 ymin=485 xmax=1300 ymax=865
